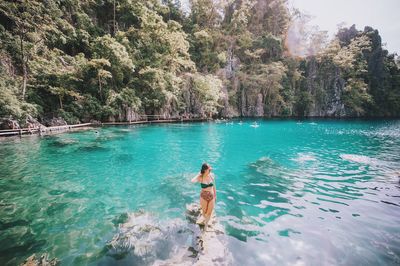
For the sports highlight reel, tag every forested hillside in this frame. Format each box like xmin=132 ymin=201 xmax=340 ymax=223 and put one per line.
xmin=1 ymin=0 xmax=399 ymax=127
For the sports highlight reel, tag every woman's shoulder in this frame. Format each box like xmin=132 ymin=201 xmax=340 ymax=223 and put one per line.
xmin=210 ymin=173 xmax=216 ymax=180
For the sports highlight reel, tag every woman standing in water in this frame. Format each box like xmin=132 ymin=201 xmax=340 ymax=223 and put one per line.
xmin=191 ymin=163 xmax=216 ymax=228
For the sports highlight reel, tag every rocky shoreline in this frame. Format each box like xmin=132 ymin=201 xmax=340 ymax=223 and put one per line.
xmin=185 ymin=203 xmax=233 ymax=266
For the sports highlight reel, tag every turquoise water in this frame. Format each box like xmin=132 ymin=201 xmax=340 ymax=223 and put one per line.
xmin=1 ymin=119 xmax=400 ymax=265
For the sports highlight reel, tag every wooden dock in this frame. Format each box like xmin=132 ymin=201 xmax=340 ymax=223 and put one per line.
xmin=101 ymin=117 xmax=207 ymax=126
xmin=0 ymin=117 xmax=209 ymax=137
xmin=0 ymin=123 xmax=92 ymax=137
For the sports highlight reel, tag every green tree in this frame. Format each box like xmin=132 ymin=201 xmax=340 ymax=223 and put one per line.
xmin=189 ymin=73 xmax=223 ymax=117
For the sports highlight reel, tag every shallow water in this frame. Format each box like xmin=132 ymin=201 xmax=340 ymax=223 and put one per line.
xmin=0 ymin=119 xmax=400 ymax=265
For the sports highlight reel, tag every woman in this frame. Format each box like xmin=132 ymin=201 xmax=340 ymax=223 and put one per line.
xmin=191 ymin=163 xmax=216 ymax=228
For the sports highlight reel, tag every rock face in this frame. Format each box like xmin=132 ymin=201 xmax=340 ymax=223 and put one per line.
xmin=113 ymin=107 xmax=142 ymax=122
xmin=0 ymin=116 xmax=45 ymax=131
xmin=222 ymin=73 xmax=347 ymax=118
xmin=24 ymin=115 xmax=46 ymax=129
xmin=255 ymin=93 xmax=264 ymax=117
xmin=20 ymin=253 xmax=59 ymax=266
xmin=0 ymin=118 xmax=20 ymax=129
xmin=216 ymin=48 xmax=241 ymax=118
xmin=89 ymin=119 xmax=101 ymax=125
xmin=42 ymin=117 xmax=67 ymax=127
xmin=302 ymin=58 xmax=347 ymax=117
xmin=105 ymin=205 xmax=233 ymax=265
xmin=217 ymin=55 xmax=349 ymax=118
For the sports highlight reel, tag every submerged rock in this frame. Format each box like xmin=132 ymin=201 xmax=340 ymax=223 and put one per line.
xmin=105 ymin=210 xmax=194 ymax=264
xmin=20 ymin=253 xmax=59 ymax=266
xmin=154 ymin=203 xmax=233 ymax=266
xmin=105 ymin=205 xmax=233 ymax=265
xmin=185 ymin=203 xmax=233 ymax=266
xmin=106 ymin=211 xmax=163 ymax=259
xmin=47 ymin=137 xmax=77 ymax=147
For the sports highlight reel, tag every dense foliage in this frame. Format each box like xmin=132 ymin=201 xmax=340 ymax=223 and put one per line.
xmin=0 ymin=0 xmax=399 ymax=124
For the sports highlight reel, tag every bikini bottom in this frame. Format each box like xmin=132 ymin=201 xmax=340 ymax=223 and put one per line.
xmin=200 ymin=190 xmax=214 ymax=201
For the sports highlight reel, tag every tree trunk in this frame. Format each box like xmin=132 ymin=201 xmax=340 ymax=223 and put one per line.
xmin=98 ymin=75 xmax=103 ymax=101
xmin=20 ymin=34 xmax=27 ymax=99
xmin=59 ymin=96 xmax=63 ymax=109
xmin=113 ymin=0 xmax=116 ymax=36
xmin=22 ymin=63 xmax=27 ymax=99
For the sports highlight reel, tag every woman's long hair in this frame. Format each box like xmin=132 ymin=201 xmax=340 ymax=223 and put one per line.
xmin=200 ymin=163 xmax=210 ymax=181
xmin=201 ymin=163 xmax=210 ymax=173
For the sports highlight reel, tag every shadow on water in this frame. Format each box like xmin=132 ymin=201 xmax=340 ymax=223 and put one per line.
xmin=221 ymin=157 xmax=295 ymax=242
xmin=244 ymin=156 xmax=294 ymax=205
xmin=76 ymin=143 xmax=109 ymax=153
xmin=45 ymin=202 xmax=69 ymax=216
xmin=47 ymin=189 xmax=69 ymax=196
xmin=74 ymin=129 xmax=134 ymax=153
xmin=113 ymin=153 xmax=134 ymax=164
xmin=153 ymin=174 xmax=197 ymax=210
xmin=41 ymin=128 xmax=131 ymax=155
xmin=92 ymin=128 xmax=131 ymax=143
xmin=0 ymin=226 xmax=46 ymax=265
xmin=45 ymin=137 xmax=78 ymax=148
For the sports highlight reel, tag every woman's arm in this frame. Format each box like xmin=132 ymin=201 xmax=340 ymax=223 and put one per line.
xmin=212 ymin=174 xmax=217 ymax=199
xmin=191 ymin=174 xmax=200 ymax=183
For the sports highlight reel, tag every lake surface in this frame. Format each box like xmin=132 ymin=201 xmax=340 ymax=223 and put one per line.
xmin=0 ymin=119 xmax=399 ymax=265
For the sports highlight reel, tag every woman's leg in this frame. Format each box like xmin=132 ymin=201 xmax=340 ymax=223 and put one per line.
xmin=200 ymin=196 xmax=209 ymax=216
xmin=204 ymin=199 xmax=215 ymax=228
xmin=197 ymin=196 xmax=209 ymax=224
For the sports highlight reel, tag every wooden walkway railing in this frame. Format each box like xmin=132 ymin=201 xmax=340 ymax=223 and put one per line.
xmin=102 ymin=116 xmax=207 ymax=125
xmin=0 ymin=116 xmax=208 ymax=137
xmin=0 ymin=123 xmax=92 ymax=137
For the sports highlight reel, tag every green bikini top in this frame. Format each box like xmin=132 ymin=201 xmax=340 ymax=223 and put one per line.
xmin=200 ymin=174 xmax=214 ymax=189
xmin=200 ymin=182 xmax=214 ymax=189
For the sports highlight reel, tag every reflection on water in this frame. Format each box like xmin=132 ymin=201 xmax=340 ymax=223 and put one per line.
xmin=0 ymin=120 xmax=400 ymax=265
xmin=220 ymin=150 xmax=400 ymax=265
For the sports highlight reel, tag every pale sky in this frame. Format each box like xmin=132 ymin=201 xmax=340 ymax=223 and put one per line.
xmin=289 ymin=0 xmax=400 ymax=54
